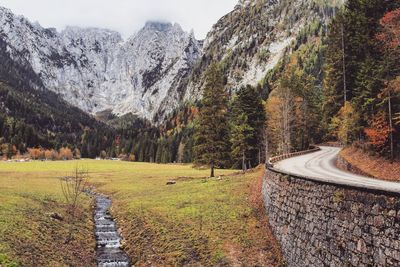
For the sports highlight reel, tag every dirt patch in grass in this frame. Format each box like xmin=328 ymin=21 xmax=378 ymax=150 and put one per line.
xmin=340 ymin=147 xmax=400 ymax=182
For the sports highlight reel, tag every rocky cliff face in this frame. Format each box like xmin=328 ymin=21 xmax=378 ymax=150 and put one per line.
xmin=0 ymin=7 xmax=201 ymax=122
xmin=184 ymin=0 xmax=342 ymax=101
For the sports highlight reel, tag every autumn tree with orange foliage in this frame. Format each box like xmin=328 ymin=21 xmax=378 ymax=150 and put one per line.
xmin=59 ymin=147 xmax=73 ymax=160
xmin=376 ymin=8 xmax=400 ymax=52
xmin=365 ymin=112 xmax=392 ymax=152
xmin=44 ymin=150 xmax=53 ymax=160
xmin=44 ymin=149 xmax=59 ymax=160
xmin=376 ymin=8 xmax=400 ymax=161
xmin=29 ymin=148 xmax=44 ymax=160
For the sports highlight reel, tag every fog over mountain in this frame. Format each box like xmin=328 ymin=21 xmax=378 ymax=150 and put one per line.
xmin=0 ymin=0 xmax=238 ymax=39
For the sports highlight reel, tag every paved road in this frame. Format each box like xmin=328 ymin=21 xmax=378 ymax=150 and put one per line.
xmin=273 ymin=146 xmax=400 ymax=193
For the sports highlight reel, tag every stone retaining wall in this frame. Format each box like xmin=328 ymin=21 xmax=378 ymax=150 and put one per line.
xmin=263 ymin=168 xmax=400 ymax=266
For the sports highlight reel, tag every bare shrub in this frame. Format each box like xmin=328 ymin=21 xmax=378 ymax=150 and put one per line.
xmin=60 ymin=166 xmax=89 ymax=242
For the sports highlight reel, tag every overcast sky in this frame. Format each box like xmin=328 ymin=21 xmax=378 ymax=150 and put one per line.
xmin=0 ymin=0 xmax=238 ymax=39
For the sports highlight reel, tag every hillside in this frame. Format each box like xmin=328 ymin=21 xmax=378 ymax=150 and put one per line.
xmin=0 ymin=81 xmax=114 ymax=157
xmin=183 ymin=0 xmax=343 ymax=102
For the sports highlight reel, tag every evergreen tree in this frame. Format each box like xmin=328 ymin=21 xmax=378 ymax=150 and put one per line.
xmin=323 ymin=11 xmax=347 ymax=124
xmin=230 ymin=85 xmax=266 ymax=167
xmin=230 ymin=113 xmax=254 ymax=170
xmin=193 ymin=62 xmax=230 ymax=177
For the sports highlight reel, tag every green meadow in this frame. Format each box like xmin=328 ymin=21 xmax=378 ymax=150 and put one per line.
xmin=0 ymin=160 xmax=283 ymax=266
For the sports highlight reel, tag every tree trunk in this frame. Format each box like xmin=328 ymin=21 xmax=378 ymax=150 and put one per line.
xmin=265 ymin=127 xmax=269 ymax=164
xmin=242 ymin=151 xmax=246 ymax=172
xmin=388 ymin=92 xmax=394 ymax=163
xmin=281 ymin=86 xmax=292 ymax=155
xmin=210 ymin=163 xmax=215 ymax=178
xmin=342 ymin=23 xmax=347 ymax=103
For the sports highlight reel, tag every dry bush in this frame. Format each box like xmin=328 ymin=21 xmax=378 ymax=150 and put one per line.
xmin=59 ymin=147 xmax=73 ymax=160
xmin=119 ymin=153 xmax=128 ymax=161
xmin=100 ymin=150 xmax=107 ymax=159
xmin=60 ymin=166 xmax=89 ymax=242
xmin=128 ymin=154 xmax=136 ymax=162
xmin=28 ymin=148 xmax=44 ymax=160
xmin=74 ymin=148 xmax=81 ymax=159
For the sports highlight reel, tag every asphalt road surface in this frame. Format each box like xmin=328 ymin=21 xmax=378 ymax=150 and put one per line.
xmin=273 ymin=146 xmax=400 ymax=193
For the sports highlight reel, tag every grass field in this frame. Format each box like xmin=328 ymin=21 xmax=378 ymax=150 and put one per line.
xmin=0 ymin=160 xmax=283 ymax=266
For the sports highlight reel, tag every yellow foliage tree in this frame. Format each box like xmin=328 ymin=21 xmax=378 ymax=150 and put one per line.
xmin=266 ymin=96 xmax=284 ymax=155
xmin=330 ymin=102 xmax=360 ymax=145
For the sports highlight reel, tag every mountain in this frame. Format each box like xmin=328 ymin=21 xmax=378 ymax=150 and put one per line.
xmin=0 ymin=1 xmax=341 ymax=124
xmin=183 ymin=0 xmax=343 ymax=101
xmin=0 ymin=7 xmax=201 ymax=122
xmin=0 ymin=0 xmax=344 ymax=161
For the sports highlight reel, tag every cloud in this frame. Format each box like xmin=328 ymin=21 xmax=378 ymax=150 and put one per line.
xmin=0 ymin=0 xmax=238 ymax=39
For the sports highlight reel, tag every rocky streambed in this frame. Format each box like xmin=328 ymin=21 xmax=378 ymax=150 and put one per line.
xmin=94 ymin=195 xmax=131 ymax=267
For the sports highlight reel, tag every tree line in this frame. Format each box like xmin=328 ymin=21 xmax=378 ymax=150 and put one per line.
xmin=323 ymin=0 xmax=400 ymax=161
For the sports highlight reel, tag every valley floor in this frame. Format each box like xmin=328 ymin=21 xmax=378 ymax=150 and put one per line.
xmin=0 ymin=160 xmax=283 ymax=266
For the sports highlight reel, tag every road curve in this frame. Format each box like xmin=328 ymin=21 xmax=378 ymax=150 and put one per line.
xmin=273 ymin=146 xmax=400 ymax=194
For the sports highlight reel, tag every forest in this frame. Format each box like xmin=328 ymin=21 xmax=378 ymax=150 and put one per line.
xmin=1 ymin=0 xmax=399 ymax=167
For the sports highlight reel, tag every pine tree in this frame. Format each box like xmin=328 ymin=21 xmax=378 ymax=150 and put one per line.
xmin=230 ymin=85 xmax=266 ymax=167
xmin=323 ymin=11 xmax=347 ymax=124
xmin=193 ymin=62 xmax=230 ymax=177
xmin=230 ymin=113 xmax=254 ymax=170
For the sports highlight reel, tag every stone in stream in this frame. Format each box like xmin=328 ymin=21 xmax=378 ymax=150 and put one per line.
xmin=95 ymin=195 xmax=131 ymax=267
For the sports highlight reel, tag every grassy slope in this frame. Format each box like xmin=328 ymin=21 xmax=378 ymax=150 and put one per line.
xmin=0 ymin=160 xmax=283 ymax=266
xmin=0 ymin=162 xmax=96 ymax=267
xmin=340 ymin=147 xmax=400 ymax=182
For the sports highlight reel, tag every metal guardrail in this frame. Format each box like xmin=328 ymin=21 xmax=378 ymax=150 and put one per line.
xmin=266 ymin=146 xmax=321 ymax=168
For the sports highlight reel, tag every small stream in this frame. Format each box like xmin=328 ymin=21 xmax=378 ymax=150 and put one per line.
xmin=94 ymin=195 xmax=131 ymax=267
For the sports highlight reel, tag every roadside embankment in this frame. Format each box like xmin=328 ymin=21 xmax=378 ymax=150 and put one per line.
xmin=338 ymin=147 xmax=400 ymax=182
